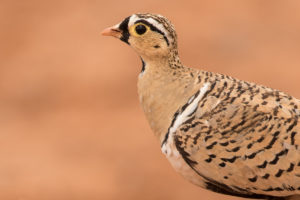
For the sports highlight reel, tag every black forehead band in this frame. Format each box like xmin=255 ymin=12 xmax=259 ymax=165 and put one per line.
xmin=134 ymin=19 xmax=169 ymax=46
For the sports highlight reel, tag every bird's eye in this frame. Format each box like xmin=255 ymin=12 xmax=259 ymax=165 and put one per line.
xmin=135 ymin=24 xmax=147 ymax=35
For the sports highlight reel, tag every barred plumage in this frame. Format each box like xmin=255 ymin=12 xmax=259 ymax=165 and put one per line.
xmin=102 ymin=13 xmax=300 ymax=200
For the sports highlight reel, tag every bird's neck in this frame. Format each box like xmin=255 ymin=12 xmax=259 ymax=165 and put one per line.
xmin=139 ymin=48 xmax=182 ymax=67
xmin=137 ymin=54 xmax=198 ymax=143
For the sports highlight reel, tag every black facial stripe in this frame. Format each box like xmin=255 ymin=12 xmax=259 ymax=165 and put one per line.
xmin=118 ymin=16 xmax=130 ymax=44
xmin=134 ymin=19 xmax=169 ymax=46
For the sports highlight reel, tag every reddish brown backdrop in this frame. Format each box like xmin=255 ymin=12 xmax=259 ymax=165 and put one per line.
xmin=1 ymin=1 xmax=300 ymax=200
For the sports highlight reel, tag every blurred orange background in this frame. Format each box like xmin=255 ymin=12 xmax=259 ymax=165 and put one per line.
xmin=1 ymin=1 xmax=300 ymax=200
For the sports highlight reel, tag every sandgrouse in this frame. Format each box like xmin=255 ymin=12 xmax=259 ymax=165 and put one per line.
xmin=102 ymin=13 xmax=300 ymax=200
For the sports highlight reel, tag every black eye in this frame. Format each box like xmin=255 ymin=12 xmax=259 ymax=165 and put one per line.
xmin=135 ymin=24 xmax=147 ymax=35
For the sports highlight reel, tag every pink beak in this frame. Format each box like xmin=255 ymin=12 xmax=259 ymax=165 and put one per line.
xmin=101 ymin=26 xmax=122 ymax=38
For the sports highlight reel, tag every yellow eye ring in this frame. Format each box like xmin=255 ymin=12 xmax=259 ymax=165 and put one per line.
xmin=130 ymin=23 xmax=150 ymax=37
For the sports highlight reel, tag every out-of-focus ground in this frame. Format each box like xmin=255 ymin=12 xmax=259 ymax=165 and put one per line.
xmin=1 ymin=1 xmax=300 ymax=200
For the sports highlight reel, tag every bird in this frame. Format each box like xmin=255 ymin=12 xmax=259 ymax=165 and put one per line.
xmin=102 ymin=13 xmax=300 ymax=200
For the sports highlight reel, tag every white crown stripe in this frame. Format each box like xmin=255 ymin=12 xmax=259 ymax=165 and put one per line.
xmin=128 ymin=15 xmax=173 ymax=44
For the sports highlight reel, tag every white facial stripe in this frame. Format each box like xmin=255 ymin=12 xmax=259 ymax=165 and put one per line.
xmin=145 ymin=18 xmax=169 ymax=38
xmin=128 ymin=14 xmax=139 ymax=27
xmin=128 ymin=14 xmax=172 ymax=44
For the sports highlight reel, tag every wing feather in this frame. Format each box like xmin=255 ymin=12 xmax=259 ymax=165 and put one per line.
xmin=173 ymin=78 xmax=300 ymax=197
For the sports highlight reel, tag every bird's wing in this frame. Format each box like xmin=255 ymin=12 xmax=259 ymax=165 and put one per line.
xmin=173 ymin=79 xmax=300 ymax=198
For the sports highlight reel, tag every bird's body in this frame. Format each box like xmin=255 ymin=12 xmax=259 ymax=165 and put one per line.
xmin=102 ymin=13 xmax=300 ymax=200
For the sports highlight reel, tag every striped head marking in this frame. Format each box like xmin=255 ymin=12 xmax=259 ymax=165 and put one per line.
xmin=102 ymin=13 xmax=178 ymax=59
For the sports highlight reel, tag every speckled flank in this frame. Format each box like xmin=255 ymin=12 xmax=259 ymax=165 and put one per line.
xmin=173 ymin=71 xmax=300 ymax=198
xmin=108 ymin=13 xmax=300 ymax=200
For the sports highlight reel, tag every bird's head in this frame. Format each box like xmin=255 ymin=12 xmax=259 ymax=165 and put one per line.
xmin=102 ymin=13 xmax=178 ymax=61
